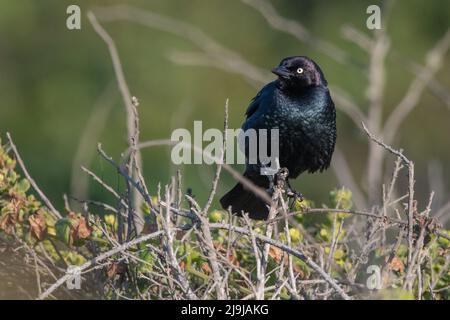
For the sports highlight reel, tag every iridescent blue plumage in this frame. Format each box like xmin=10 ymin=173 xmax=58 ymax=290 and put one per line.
xmin=221 ymin=56 xmax=336 ymax=219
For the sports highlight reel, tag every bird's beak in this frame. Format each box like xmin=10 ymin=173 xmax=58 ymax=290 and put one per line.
xmin=271 ymin=66 xmax=290 ymax=79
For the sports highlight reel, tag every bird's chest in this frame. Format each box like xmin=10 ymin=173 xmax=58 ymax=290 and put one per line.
xmin=255 ymin=93 xmax=334 ymax=174
xmin=259 ymin=94 xmax=326 ymax=141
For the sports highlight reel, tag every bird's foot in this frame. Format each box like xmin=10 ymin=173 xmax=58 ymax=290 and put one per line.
xmin=285 ymin=179 xmax=303 ymax=209
xmin=287 ymin=189 xmax=304 ymax=201
xmin=287 ymin=191 xmax=304 ymax=209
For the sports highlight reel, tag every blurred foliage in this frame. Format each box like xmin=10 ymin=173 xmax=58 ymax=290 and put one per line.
xmin=0 ymin=0 xmax=449 ymax=212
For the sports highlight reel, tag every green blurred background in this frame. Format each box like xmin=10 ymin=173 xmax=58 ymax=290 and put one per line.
xmin=0 ymin=0 xmax=449 ymax=215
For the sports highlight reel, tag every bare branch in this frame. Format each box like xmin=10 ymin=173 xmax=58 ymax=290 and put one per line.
xmin=38 ymin=230 xmax=164 ymax=300
xmin=329 ymin=86 xmax=366 ymax=125
xmin=87 ymin=11 xmax=145 ymax=232
xmin=331 ymin=147 xmax=367 ymax=209
xmin=340 ymin=25 xmax=373 ymax=52
xmin=203 ymin=99 xmax=229 ymax=214
xmin=132 ymin=139 xmax=272 ymax=205
xmin=240 ymin=0 xmax=354 ymax=66
xmin=94 ymin=5 xmax=270 ymax=85
xmin=362 ymin=122 xmax=416 ymax=269
xmin=384 ymin=28 xmax=450 ymax=145
xmin=70 ymin=82 xmax=116 ymax=203
xmin=208 ymin=222 xmax=351 ymax=300
xmin=6 ymin=132 xmax=62 ymax=219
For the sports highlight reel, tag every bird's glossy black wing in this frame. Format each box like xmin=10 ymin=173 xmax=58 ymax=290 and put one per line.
xmin=245 ymin=93 xmax=261 ymax=118
xmin=245 ymin=82 xmax=275 ymax=119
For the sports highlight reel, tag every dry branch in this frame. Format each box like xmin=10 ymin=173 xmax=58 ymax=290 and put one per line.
xmin=6 ymin=133 xmax=61 ymax=219
xmin=87 ymin=11 xmax=145 ymax=233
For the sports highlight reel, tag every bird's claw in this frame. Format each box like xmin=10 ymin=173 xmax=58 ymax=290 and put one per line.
xmin=271 ymin=167 xmax=304 ymax=208
xmin=285 ymin=178 xmax=303 ymax=209
xmin=287 ymin=190 xmax=303 ymax=209
xmin=287 ymin=190 xmax=304 ymax=202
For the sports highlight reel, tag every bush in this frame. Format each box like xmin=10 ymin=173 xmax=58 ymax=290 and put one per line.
xmin=0 ymin=137 xmax=448 ymax=300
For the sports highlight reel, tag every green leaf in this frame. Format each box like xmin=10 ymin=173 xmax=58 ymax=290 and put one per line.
xmin=55 ymin=218 xmax=74 ymax=245
xmin=17 ymin=178 xmax=30 ymax=193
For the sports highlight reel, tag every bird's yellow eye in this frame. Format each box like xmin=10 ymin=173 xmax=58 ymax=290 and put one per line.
xmin=297 ymin=68 xmax=304 ymax=74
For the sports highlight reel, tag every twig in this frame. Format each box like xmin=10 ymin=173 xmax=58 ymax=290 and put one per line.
xmin=208 ymin=222 xmax=351 ymax=300
xmin=366 ymin=27 xmax=390 ymax=203
xmin=203 ymin=99 xmax=228 ymax=214
xmin=279 ymin=194 xmax=298 ymax=298
xmin=87 ymin=10 xmax=145 ymax=232
xmin=6 ymin=132 xmax=62 ymax=219
xmin=240 ymin=0 xmax=355 ymax=66
xmin=384 ymin=28 xmax=450 ymax=145
xmin=70 ymin=82 xmax=116 ymax=203
xmin=38 ymin=230 xmax=164 ymax=300
xmin=81 ymin=166 xmax=121 ymax=200
xmin=161 ymin=187 xmax=198 ymax=299
xmin=242 ymin=214 xmax=264 ymax=299
xmin=330 ymin=147 xmax=367 ymax=209
xmin=94 ymin=4 xmax=270 ymax=85
xmin=361 ymin=122 xmax=416 ymax=268
xmin=131 ymin=139 xmax=272 ymax=205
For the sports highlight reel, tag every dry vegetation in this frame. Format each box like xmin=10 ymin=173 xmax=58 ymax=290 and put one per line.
xmin=1 ymin=2 xmax=449 ymax=300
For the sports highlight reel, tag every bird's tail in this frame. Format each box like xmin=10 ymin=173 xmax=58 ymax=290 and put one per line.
xmin=220 ymin=173 xmax=270 ymax=220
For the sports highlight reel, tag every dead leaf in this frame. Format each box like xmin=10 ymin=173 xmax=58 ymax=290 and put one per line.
xmin=106 ymin=263 xmax=118 ymax=279
xmin=228 ymin=254 xmax=240 ymax=267
xmin=201 ymin=262 xmax=212 ymax=274
xmin=213 ymin=241 xmax=223 ymax=250
xmin=106 ymin=262 xmax=125 ymax=279
xmin=389 ymin=256 xmax=404 ymax=273
xmin=75 ymin=216 xmax=91 ymax=239
xmin=0 ymin=214 xmax=14 ymax=234
xmin=67 ymin=213 xmax=92 ymax=244
xmin=0 ymin=200 xmax=20 ymax=234
xmin=268 ymin=246 xmax=283 ymax=262
xmin=28 ymin=210 xmax=47 ymax=241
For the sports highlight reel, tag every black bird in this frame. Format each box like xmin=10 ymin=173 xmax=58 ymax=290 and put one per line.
xmin=220 ymin=56 xmax=336 ymax=220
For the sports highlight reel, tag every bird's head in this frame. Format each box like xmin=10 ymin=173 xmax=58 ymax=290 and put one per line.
xmin=271 ymin=56 xmax=328 ymax=90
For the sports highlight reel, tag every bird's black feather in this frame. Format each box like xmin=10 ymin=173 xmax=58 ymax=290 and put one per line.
xmin=220 ymin=56 xmax=336 ymax=220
